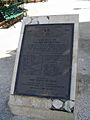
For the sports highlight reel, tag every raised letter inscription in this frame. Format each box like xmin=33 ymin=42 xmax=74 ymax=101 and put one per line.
xmin=14 ymin=24 xmax=74 ymax=99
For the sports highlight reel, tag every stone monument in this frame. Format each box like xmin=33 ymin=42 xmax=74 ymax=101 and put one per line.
xmin=9 ymin=14 xmax=79 ymax=120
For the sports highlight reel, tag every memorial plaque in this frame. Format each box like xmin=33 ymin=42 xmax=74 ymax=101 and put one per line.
xmin=14 ymin=24 xmax=74 ymax=99
xmin=9 ymin=15 xmax=79 ymax=118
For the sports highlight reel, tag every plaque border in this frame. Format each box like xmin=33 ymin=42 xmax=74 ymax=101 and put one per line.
xmin=10 ymin=14 xmax=79 ymax=101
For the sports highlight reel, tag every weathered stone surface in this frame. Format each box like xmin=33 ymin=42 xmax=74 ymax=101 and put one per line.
xmin=9 ymin=14 xmax=79 ymax=120
xmin=9 ymin=95 xmax=52 ymax=110
xmin=9 ymin=101 xmax=74 ymax=120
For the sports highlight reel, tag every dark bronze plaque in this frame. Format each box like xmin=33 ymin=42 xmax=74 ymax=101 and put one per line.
xmin=14 ymin=24 xmax=74 ymax=99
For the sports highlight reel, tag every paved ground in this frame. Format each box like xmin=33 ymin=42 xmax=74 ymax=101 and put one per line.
xmin=75 ymin=37 xmax=90 ymax=120
xmin=0 ymin=1 xmax=90 ymax=120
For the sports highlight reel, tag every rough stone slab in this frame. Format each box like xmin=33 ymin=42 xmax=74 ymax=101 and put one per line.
xmin=9 ymin=97 xmax=74 ymax=120
xmin=9 ymin=95 xmax=52 ymax=110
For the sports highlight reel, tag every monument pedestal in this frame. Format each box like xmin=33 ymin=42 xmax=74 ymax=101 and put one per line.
xmin=9 ymin=14 xmax=79 ymax=120
xmin=9 ymin=95 xmax=74 ymax=120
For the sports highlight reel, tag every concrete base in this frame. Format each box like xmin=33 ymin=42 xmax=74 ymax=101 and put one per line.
xmin=9 ymin=95 xmax=74 ymax=120
xmin=8 ymin=14 xmax=78 ymax=120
